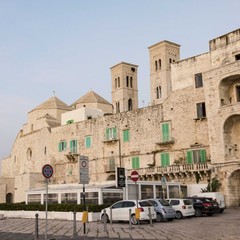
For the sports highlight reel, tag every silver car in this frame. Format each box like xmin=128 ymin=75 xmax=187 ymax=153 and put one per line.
xmin=148 ymin=198 xmax=176 ymax=222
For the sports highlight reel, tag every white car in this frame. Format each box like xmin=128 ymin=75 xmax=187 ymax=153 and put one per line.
xmin=100 ymin=200 xmax=156 ymax=224
xmin=167 ymin=198 xmax=195 ymax=219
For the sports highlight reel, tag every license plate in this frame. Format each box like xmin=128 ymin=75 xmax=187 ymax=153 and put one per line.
xmin=188 ymin=206 xmax=192 ymax=209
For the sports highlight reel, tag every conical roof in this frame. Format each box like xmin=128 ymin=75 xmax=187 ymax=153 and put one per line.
xmin=71 ymin=90 xmax=111 ymax=106
xmin=30 ymin=96 xmax=71 ymax=113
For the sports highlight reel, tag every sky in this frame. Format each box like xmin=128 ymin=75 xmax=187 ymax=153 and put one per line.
xmin=0 ymin=0 xmax=239 ymax=161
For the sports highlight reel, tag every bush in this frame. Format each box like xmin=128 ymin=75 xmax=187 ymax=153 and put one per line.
xmin=0 ymin=203 xmax=111 ymax=212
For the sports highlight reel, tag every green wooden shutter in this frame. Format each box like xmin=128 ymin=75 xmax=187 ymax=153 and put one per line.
xmin=64 ymin=141 xmax=67 ymax=150
xmin=161 ymin=153 xmax=169 ymax=167
xmin=132 ymin=157 xmax=140 ymax=169
xmin=113 ymin=127 xmax=117 ymax=139
xmin=187 ymin=151 xmax=193 ymax=164
xmin=106 ymin=128 xmax=110 ymax=139
xmin=70 ymin=140 xmax=73 ymax=152
xmin=86 ymin=136 xmax=91 ymax=148
xmin=166 ymin=153 xmax=170 ymax=166
xmin=200 ymin=149 xmax=206 ymax=163
xmin=162 ymin=123 xmax=169 ymax=142
xmin=123 ymin=130 xmax=129 ymax=142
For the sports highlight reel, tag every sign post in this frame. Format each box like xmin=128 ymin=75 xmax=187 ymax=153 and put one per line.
xmin=79 ymin=156 xmax=89 ymax=235
xmin=116 ymin=167 xmax=126 ymax=188
xmin=131 ymin=170 xmax=139 ymax=221
xmin=42 ymin=164 xmax=53 ymax=240
xmin=161 ymin=176 xmax=167 ymax=199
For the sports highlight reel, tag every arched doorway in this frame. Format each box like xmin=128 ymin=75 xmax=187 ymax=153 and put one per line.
xmin=6 ymin=193 xmax=13 ymax=203
xmin=107 ymin=175 xmax=115 ymax=181
xmin=227 ymin=169 xmax=240 ymax=206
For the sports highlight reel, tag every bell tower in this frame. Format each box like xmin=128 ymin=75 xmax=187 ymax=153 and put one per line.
xmin=148 ymin=41 xmax=180 ymax=105
xmin=111 ymin=62 xmax=138 ymax=113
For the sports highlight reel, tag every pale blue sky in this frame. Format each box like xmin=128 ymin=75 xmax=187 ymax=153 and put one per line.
xmin=0 ymin=0 xmax=239 ymax=160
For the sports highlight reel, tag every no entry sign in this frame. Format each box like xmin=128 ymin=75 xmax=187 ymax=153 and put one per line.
xmin=131 ymin=170 xmax=139 ymax=182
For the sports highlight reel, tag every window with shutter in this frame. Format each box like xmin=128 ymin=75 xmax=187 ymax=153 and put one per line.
xmin=85 ymin=136 xmax=92 ymax=148
xmin=132 ymin=157 xmax=140 ymax=169
xmin=161 ymin=122 xmax=170 ymax=142
xmin=58 ymin=141 xmax=67 ymax=152
xmin=161 ymin=153 xmax=170 ymax=167
xmin=123 ymin=129 xmax=129 ymax=142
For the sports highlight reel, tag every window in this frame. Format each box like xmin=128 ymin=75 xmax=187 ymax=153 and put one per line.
xmin=156 ymin=86 xmax=162 ymax=99
xmin=161 ymin=153 xmax=170 ymax=167
xmin=195 ymin=73 xmax=203 ymax=88
xmin=116 ymin=102 xmax=120 ymax=113
xmin=85 ymin=136 xmax=92 ymax=148
xmin=130 ymin=77 xmax=133 ymax=88
xmin=132 ymin=156 xmax=140 ymax=169
xmin=161 ymin=122 xmax=170 ymax=142
xmin=118 ymin=77 xmax=120 ymax=87
xmin=128 ymin=99 xmax=132 ymax=111
xmin=70 ymin=140 xmax=77 ymax=153
xmin=155 ymin=60 xmax=158 ymax=71
xmin=236 ymin=85 xmax=240 ymax=102
xmin=187 ymin=149 xmax=206 ymax=164
xmin=123 ymin=129 xmax=130 ymax=142
xmin=126 ymin=76 xmax=129 ymax=87
xmin=159 ymin=59 xmax=161 ymax=69
xmin=106 ymin=127 xmax=117 ymax=140
xmin=108 ymin=159 xmax=115 ymax=171
xmin=115 ymin=78 xmax=117 ymax=89
xmin=235 ymin=54 xmax=240 ymax=61
xmin=61 ymin=193 xmax=77 ymax=204
xmin=58 ymin=141 xmax=67 ymax=152
xmin=196 ymin=102 xmax=206 ymax=118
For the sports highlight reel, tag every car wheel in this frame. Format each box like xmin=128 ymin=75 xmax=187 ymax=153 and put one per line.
xmin=101 ymin=214 xmax=109 ymax=223
xmin=156 ymin=213 xmax=164 ymax=222
xmin=175 ymin=211 xmax=182 ymax=219
xmin=195 ymin=209 xmax=202 ymax=217
xmin=130 ymin=214 xmax=139 ymax=225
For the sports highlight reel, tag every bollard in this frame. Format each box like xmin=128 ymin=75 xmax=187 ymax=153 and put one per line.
xmin=73 ymin=211 xmax=77 ymax=237
xmin=148 ymin=207 xmax=153 ymax=227
xmin=129 ymin=209 xmax=132 ymax=229
xmin=103 ymin=209 xmax=107 ymax=232
xmin=35 ymin=213 xmax=39 ymax=240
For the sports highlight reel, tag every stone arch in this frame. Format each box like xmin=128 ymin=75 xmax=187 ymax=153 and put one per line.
xmin=223 ymin=114 xmax=240 ymax=158
xmin=107 ymin=174 xmax=115 ymax=181
xmin=227 ymin=169 xmax=240 ymax=206
xmin=6 ymin=193 xmax=13 ymax=203
xmin=218 ymin=74 xmax=240 ymax=105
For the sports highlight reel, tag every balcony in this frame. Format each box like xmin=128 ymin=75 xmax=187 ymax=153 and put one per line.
xmin=104 ymin=164 xmax=116 ymax=173
xmin=65 ymin=147 xmax=79 ymax=162
xmin=156 ymin=137 xmax=175 ymax=146
xmin=102 ymin=137 xmax=119 ymax=144
xmin=127 ymin=162 xmax=211 ymax=180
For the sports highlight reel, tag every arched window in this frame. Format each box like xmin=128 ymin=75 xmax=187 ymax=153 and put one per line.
xmin=115 ymin=78 xmax=117 ymax=89
xmin=27 ymin=148 xmax=32 ymax=160
xmin=156 ymin=87 xmax=159 ymax=99
xmin=126 ymin=76 xmax=129 ymax=87
xmin=159 ymin=59 xmax=161 ymax=69
xmin=116 ymin=102 xmax=120 ymax=113
xmin=128 ymin=99 xmax=133 ymax=111
xmin=6 ymin=193 xmax=13 ymax=203
xmin=130 ymin=77 xmax=133 ymax=88
xmin=118 ymin=77 xmax=120 ymax=87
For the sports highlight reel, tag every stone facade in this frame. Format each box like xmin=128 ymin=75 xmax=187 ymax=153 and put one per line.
xmin=1 ymin=29 xmax=240 ymax=206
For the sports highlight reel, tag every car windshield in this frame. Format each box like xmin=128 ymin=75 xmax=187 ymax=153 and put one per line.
xmin=158 ymin=199 xmax=171 ymax=206
xmin=139 ymin=201 xmax=152 ymax=207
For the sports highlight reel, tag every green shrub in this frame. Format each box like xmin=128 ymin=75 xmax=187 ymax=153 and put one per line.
xmin=0 ymin=203 xmax=111 ymax=212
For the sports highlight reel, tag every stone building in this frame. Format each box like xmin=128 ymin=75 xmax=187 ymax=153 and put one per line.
xmin=0 ymin=29 xmax=240 ymax=206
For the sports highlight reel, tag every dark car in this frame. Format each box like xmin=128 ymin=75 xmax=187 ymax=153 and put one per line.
xmin=186 ymin=197 xmax=220 ymax=217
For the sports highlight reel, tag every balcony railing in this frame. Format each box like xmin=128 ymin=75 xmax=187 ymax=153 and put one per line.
xmin=127 ymin=162 xmax=211 ymax=176
xmin=156 ymin=137 xmax=175 ymax=145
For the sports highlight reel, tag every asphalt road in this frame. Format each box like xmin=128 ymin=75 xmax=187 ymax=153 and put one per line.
xmin=0 ymin=207 xmax=239 ymax=240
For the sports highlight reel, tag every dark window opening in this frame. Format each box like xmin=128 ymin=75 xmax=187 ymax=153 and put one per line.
xmin=118 ymin=77 xmax=120 ymax=87
xmin=236 ymin=86 xmax=240 ymax=102
xmin=156 ymin=86 xmax=162 ymax=99
xmin=116 ymin=102 xmax=120 ymax=113
xmin=169 ymin=58 xmax=172 ymax=63
xmin=126 ymin=76 xmax=129 ymax=87
xmin=235 ymin=54 xmax=240 ymax=61
xmin=195 ymin=73 xmax=203 ymax=88
xmin=196 ymin=102 xmax=206 ymax=118
xmin=155 ymin=61 xmax=158 ymax=71
xmin=128 ymin=99 xmax=132 ymax=111
xmin=159 ymin=59 xmax=161 ymax=69
xmin=115 ymin=78 xmax=117 ymax=89
xmin=130 ymin=77 xmax=133 ymax=88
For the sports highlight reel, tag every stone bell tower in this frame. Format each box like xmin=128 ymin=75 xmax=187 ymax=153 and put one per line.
xmin=110 ymin=62 xmax=138 ymax=113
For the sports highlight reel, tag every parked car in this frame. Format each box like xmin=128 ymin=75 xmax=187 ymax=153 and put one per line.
xmin=186 ymin=197 xmax=220 ymax=217
xmin=167 ymin=198 xmax=195 ymax=219
xmin=191 ymin=192 xmax=226 ymax=213
xmin=100 ymin=200 xmax=156 ymax=224
xmin=147 ymin=198 xmax=176 ymax=222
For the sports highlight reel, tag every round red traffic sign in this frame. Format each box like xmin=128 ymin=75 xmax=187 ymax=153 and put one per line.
xmin=42 ymin=164 xmax=53 ymax=179
xmin=131 ymin=170 xmax=139 ymax=182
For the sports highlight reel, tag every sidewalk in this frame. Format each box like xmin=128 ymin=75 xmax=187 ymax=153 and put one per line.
xmin=0 ymin=207 xmax=240 ymax=240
